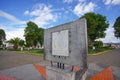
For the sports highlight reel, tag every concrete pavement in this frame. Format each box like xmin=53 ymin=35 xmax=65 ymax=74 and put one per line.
xmin=0 ymin=62 xmax=120 ymax=80
xmin=0 ymin=49 xmax=120 ymax=80
xmin=0 ymin=51 xmax=44 ymax=70
xmin=0 ymin=62 xmax=50 ymax=80
xmin=88 ymin=49 xmax=120 ymax=67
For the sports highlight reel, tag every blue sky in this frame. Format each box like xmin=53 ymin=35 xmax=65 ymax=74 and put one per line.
xmin=0 ymin=0 xmax=120 ymax=43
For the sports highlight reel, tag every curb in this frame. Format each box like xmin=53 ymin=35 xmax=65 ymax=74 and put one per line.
xmin=19 ymin=51 xmax=44 ymax=56
xmin=0 ymin=50 xmax=43 ymax=56
xmin=88 ymin=50 xmax=111 ymax=56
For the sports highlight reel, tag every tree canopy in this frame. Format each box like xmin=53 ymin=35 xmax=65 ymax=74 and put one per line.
xmin=7 ymin=37 xmax=24 ymax=49
xmin=0 ymin=29 xmax=6 ymax=46
xmin=24 ymin=21 xmax=44 ymax=47
xmin=81 ymin=12 xmax=109 ymax=45
xmin=19 ymin=39 xmax=24 ymax=47
xmin=94 ymin=41 xmax=103 ymax=48
xmin=37 ymin=28 xmax=44 ymax=47
xmin=113 ymin=16 xmax=120 ymax=38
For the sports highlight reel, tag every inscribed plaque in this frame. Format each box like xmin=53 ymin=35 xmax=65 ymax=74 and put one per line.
xmin=52 ymin=30 xmax=69 ymax=56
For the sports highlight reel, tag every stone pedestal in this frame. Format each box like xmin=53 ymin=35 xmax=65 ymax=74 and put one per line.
xmin=46 ymin=66 xmax=87 ymax=80
xmin=46 ymin=66 xmax=75 ymax=80
xmin=79 ymin=70 xmax=87 ymax=80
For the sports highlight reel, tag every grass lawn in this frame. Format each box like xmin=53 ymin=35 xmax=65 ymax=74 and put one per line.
xmin=88 ymin=46 xmax=112 ymax=55
xmin=0 ymin=48 xmax=44 ymax=56
xmin=28 ymin=49 xmax=44 ymax=56
xmin=1 ymin=46 xmax=113 ymax=56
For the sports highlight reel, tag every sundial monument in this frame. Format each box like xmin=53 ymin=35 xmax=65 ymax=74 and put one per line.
xmin=44 ymin=18 xmax=88 ymax=80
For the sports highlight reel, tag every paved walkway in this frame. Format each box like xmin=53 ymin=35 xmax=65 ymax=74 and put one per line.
xmin=0 ymin=62 xmax=50 ymax=80
xmin=0 ymin=49 xmax=120 ymax=80
xmin=0 ymin=62 xmax=120 ymax=80
xmin=87 ymin=63 xmax=120 ymax=80
xmin=88 ymin=49 xmax=120 ymax=67
xmin=0 ymin=51 xmax=44 ymax=70
xmin=87 ymin=49 xmax=120 ymax=80
xmin=0 ymin=51 xmax=49 ymax=80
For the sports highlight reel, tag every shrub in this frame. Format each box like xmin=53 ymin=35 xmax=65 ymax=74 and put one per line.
xmin=94 ymin=41 xmax=103 ymax=48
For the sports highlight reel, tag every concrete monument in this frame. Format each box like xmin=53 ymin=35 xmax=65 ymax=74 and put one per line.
xmin=44 ymin=18 xmax=88 ymax=80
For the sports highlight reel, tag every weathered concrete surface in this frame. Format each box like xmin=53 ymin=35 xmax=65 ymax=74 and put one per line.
xmin=87 ymin=49 xmax=120 ymax=80
xmin=44 ymin=18 xmax=88 ymax=68
xmin=0 ymin=62 xmax=119 ymax=80
xmin=46 ymin=66 xmax=76 ymax=80
xmin=0 ymin=64 xmax=43 ymax=80
xmin=44 ymin=18 xmax=88 ymax=80
xmin=0 ymin=62 xmax=120 ymax=80
xmin=86 ymin=63 xmax=120 ymax=80
xmin=0 ymin=62 xmax=50 ymax=80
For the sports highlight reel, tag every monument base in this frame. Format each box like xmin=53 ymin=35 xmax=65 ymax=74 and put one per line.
xmin=46 ymin=66 xmax=87 ymax=80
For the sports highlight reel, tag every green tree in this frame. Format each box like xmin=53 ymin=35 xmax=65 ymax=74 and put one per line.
xmin=7 ymin=37 xmax=20 ymax=49
xmin=24 ymin=21 xmax=44 ymax=48
xmin=19 ymin=39 xmax=24 ymax=47
xmin=94 ymin=41 xmax=103 ymax=48
xmin=113 ymin=16 xmax=120 ymax=38
xmin=37 ymin=28 xmax=44 ymax=47
xmin=0 ymin=29 xmax=6 ymax=46
xmin=24 ymin=21 xmax=39 ymax=47
xmin=19 ymin=39 xmax=24 ymax=51
xmin=81 ymin=12 xmax=109 ymax=45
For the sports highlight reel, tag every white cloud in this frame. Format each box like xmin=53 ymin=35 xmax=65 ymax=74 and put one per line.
xmin=0 ymin=3 xmax=59 ymax=40
xmin=0 ymin=10 xmax=26 ymax=40
xmin=112 ymin=0 xmax=120 ymax=5
xmin=6 ymin=28 xmax=25 ymax=40
xmin=0 ymin=25 xmax=25 ymax=40
xmin=24 ymin=3 xmax=58 ymax=28
xmin=79 ymin=0 xmax=86 ymax=2
xmin=73 ymin=2 xmax=96 ymax=17
xmin=100 ymin=27 xmax=120 ymax=43
xmin=24 ymin=10 xmax=29 ymax=15
xmin=104 ymin=0 xmax=111 ymax=5
xmin=63 ymin=0 xmax=73 ymax=3
xmin=103 ymin=0 xmax=120 ymax=5
xmin=0 ymin=10 xmax=22 ymax=23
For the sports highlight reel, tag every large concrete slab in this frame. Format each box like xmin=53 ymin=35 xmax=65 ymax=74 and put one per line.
xmin=44 ymin=18 xmax=88 ymax=68
xmin=0 ymin=62 xmax=50 ymax=80
xmin=0 ymin=64 xmax=41 ymax=80
xmin=46 ymin=66 xmax=76 ymax=80
xmin=0 ymin=62 xmax=120 ymax=80
xmin=87 ymin=63 xmax=120 ymax=80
